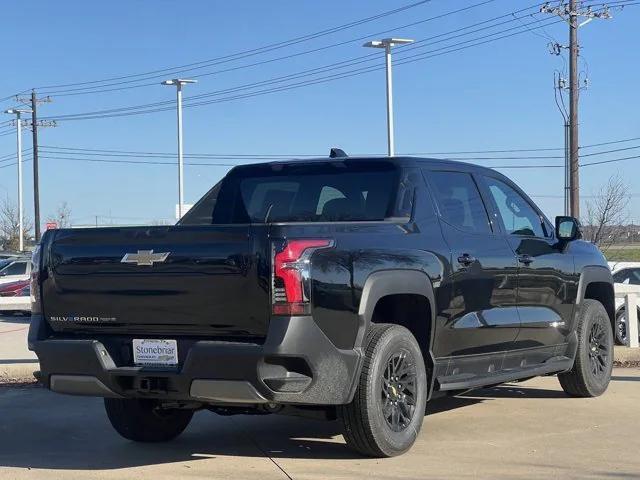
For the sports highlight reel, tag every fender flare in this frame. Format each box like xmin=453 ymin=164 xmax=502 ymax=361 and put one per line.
xmin=576 ymin=265 xmax=614 ymax=304
xmin=356 ymin=269 xmax=436 ymax=345
xmin=355 ymin=269 xmax=437 ymax=399
xmin=575 ymin=265 xmax=616 ymax=326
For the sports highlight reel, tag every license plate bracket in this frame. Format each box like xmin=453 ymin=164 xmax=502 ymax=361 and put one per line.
xmin=132 ymin=339 xmax=178 ymax=367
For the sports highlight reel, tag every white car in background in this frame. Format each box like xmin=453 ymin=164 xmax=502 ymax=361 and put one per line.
xmin=609 ymin=261 xmax=640 ymax=345
xmin=0 ymin=258 xmax=31 ymax=287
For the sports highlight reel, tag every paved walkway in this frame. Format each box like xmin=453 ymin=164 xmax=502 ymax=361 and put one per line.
xmin=0 ymin=315 xmax=37 ymax=380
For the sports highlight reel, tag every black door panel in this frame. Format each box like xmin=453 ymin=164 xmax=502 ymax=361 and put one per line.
xmin=478 ymin=174 xmax=578 ymax=350
xmin=425 ymin=169 xmax=520 ymax=358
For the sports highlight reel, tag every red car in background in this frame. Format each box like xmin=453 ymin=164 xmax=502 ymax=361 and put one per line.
xmin=0 ymin=279 xmax=31 ymax=315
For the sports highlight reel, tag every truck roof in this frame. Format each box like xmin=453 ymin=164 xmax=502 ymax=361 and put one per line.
xmin=231 ymin=155 xmax=499 ymax=174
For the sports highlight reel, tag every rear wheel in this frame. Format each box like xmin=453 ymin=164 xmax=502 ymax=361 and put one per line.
xmin=104 ymin=398 xmax=193 ymax=442
xmin=559 ymin=299 xmax=613 ymax=397
xmin=340 ymin=324 xmax=428 ymax=457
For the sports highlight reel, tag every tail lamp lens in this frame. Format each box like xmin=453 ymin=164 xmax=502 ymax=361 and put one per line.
xmin=272 ymin=239 xmax=333 ymax=316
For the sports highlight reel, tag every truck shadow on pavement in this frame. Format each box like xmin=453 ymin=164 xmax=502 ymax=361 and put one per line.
xmin=0 ymin=385 xmax=564 ymax=469
xmin=0 ymin=313 xmax=31 ymax=324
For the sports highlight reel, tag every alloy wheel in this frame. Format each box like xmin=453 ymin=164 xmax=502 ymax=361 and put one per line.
xmin=381 ymin=350 xmax=417 ymax=432
xmin=588 ymin=320 xmax=610 ymax=378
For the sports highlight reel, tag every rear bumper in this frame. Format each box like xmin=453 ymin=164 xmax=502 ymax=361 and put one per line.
xmin=29 ymin=315 xmax=361 ymax=406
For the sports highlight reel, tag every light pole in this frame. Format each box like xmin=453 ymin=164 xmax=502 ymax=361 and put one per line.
xmin=363 ymin=38 xmax=414 ymax=157
xmin=161 ymin=78 xmax=197 ymax=219
xmin=4 ymin=108 xmax=32 ymax=252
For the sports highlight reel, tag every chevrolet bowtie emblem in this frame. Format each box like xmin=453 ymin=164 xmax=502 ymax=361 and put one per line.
xmin=121 ymin=250 xmax=170 ymax=266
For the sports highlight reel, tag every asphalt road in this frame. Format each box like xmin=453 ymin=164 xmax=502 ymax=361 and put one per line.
xmin=1 ymin=369 xmax=639 ymax=480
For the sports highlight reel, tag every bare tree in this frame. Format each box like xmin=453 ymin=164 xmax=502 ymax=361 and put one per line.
xmin=0 ymin=198 xmax=33 ymax=251
xmin=583 ymin=175 xmax=630 ymax=250
xmin=47 ymin=202 xmax=72 ymax=228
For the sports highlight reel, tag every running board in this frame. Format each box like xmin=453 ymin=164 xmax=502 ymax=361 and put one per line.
xmin=437 ymin=357 xmax=574 ymax=392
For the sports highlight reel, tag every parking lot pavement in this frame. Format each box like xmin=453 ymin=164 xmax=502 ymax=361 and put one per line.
xmin=0 ymin=314 xmax=37 ymax=380
xmin=0 ymin=369 xmax=638 ymax=480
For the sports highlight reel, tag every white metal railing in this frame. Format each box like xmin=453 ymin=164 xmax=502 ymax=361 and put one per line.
xmin=614 ymin=284 xmax=640 ymax=349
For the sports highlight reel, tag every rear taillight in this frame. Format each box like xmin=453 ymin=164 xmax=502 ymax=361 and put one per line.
xmin=30 ymin=245 xmax=41 ymax=314
xmin=272 ymin=239 xmax=333 ymax=316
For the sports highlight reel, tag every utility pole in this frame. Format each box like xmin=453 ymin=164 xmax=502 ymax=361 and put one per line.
xmin=541 ymin=1 xmax=611 ymax=219
xmin=4 ymin=108 xmax=32 ymax=252
xmin=568 ymin=0 xmax=580 ymax=218
xmin=16 ymin=92 xmax=53 ymax=242
xmin=363 ymin=38 xmax=414 ymax=156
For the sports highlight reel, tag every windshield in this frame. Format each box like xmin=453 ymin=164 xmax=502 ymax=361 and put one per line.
xmin=181 ymin=161 xmax=401 ymax=225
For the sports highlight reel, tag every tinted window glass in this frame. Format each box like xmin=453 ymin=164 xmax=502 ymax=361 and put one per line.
xmin=181 ymin=161 xmax=399 ymax=224
xmin=1 ymin=261 xmax=27 ymax=276
xmin=429 ymin=171 xmax=491 ymax=233
xmin=484 ymin=176 xmax=546 ymax=237
xmin=179 ymin=181 xmax=221 ymax=225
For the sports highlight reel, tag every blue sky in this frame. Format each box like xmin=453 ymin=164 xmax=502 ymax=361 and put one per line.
xmin=0 ymin=0 xmax=638 ymax=227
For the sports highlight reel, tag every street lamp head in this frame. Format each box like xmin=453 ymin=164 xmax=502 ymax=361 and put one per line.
xmin=161 ymin=78 xmax=198 ymax=86
xmin=363 ymin=38 xmax=415 ymax=48
xmin=4 ymin=108 xmax=32 ymax=115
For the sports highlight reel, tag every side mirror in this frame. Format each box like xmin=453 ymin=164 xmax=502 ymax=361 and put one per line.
xmin=555 ymin=216 xmax=581 ymax=241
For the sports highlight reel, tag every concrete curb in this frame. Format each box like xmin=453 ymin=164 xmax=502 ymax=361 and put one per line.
xmin=614 ymin=346 xmax=640 ymax=366
xmin=0 ymin=362 xmax=39 ymax=384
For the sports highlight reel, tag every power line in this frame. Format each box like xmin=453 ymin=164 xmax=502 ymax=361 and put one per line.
xmin=32 ymin=0 xmax=436 ymax=92
xmin=44 ymin=1 xmax=505 ymax=97
xmin=580 ymin=135 xmax=640 ymax=149
xmin=43 ymin=8 xmax=553 ymax=118
xmin=582 ymin=153 xmax=640 ymax=167
xmin=44 ymin=14 xmax=566 ymax=122
xmin=2 ymin=147 xmax=638 ymax=172
xmin=44 ymin=0 xmax=532 ymax=98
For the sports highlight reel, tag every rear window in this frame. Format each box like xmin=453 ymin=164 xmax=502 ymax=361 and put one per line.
xmin=181 ymin=161 xmax=401 ymax=225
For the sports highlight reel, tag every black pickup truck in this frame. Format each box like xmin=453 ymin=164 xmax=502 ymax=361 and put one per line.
xmin=29 ymin=156 xmax=615 ymax=457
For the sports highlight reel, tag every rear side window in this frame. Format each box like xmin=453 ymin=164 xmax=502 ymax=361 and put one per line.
xmin=428 ymin=171 xmax=491 ymax=233
xmin=181 ymin=161 xmax=401 ymax=224
xmin=0 ymin=261 xmax=27 ymax=276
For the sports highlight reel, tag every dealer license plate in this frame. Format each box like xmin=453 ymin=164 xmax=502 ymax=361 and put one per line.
xmin=132 ymin=339 xmax=178 ymax=366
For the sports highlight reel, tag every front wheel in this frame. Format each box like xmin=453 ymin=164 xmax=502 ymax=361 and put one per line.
xmin=559 ymin=299 xmax=613 ymax=397
xmin=614 ymin=308 xmax=640 ymax=346
xmin=340 ymin=324 xmax=428 ymax=457
xmin=104 ymin=398 xmax=193 ymax=442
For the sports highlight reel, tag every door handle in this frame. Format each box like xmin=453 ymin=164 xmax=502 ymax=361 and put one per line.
xmin=518 ymin=254 xmax=534 ymax=265
xmin=457 ymin=254 xmax=476 ymax=266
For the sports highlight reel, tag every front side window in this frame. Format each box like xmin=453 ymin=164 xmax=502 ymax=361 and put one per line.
xmin=484 ymin=176 xmax=546 ymax=237
xmin=615 ymin=269 xmax=640 ymax=285
xmin=428 ymin=171 xmax=491 ymax=234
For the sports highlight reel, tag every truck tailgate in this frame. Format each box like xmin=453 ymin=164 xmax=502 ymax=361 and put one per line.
xmin=42 ymin=225 xmax=270 ymax=338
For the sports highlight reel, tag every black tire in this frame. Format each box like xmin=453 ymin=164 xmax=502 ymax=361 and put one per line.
xmin=559 ymin=299 xmax=613 ymax=397
xmin=340 ymin=324 xmax=428 ymax=457
xmin=614 ymin=308 xmax=640 ymax=346
xmin=104 ymin=398 xmax=193 ymax=442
